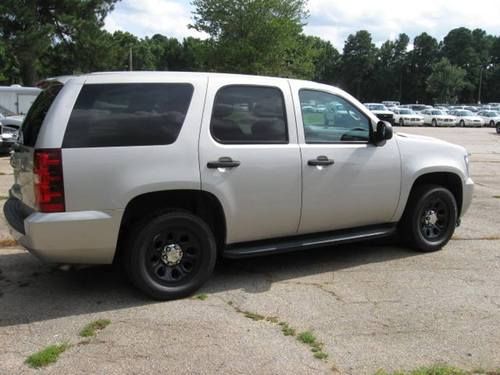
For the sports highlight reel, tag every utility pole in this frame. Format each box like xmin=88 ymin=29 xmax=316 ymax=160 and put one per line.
xmin=129 ymin=48 xmax=133 ymax=71
xmin=477 ymin=66 xmax=483 ymax=105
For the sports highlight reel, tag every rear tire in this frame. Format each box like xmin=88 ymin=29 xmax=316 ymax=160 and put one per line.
xmin=124 ymin=211 xmax=217 ymax=300
xmin=459 ymin=120 xmax=465 ymax=127
xmin=399 ymin=185 xmax=457 ymax=252
xmin=399 ymin=118 xmax=404 ymax=126
xmin=497 ymin=122 xmax=500 ymax=134
xmin=432 ymin=119 xmax=437 ymax=127
xmin=489 ymin=120 xmax=495 ymax=128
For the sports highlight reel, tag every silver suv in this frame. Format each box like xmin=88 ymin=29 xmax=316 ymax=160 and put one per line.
xmin=4 ymin=72 xmax=474 ymax=300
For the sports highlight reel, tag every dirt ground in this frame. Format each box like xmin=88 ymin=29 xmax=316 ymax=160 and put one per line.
xmin=0 ymin=127 xmax=499 ymax=374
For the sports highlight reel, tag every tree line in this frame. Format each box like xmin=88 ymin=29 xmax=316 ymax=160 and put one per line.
xmin=1 ymin=0 xmax=499 ymax=104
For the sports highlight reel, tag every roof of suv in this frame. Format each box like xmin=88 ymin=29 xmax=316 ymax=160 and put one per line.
xmin=46 ymin=71 xmax=299 ymax=85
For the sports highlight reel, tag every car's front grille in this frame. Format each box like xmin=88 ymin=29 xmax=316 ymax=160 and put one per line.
xmin=376 ymin=114 xmax=393 ymax=121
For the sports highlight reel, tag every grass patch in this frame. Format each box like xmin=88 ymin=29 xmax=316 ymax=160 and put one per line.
xmin=314 ymin=351 xmax=328 ymax=360
xmin=297 ymin=330 xmax=328 ymax=361
xmin=193 ymin=293 xmax=208 ymax=301
xmin=228 ymin=303 xmax=329 ymax=362
xmin=297 ymin=331 xmax=316 ymax=344
xmin=25 ymin=343 xmax=70 ymax=368
xmin=265 ymin=316 xmax=279 ymax=324
xmin=374 ymin=365 xmax=470 ymax=375
xmin=278 ymin=322 xmax=296 ymax=336
xmin=0 ymin=195 xmax=9 ymax=200
xmin=243 ymin=311 xmax=265 ymax=321
xmin=493 ymin=195 xmax=500 ymax=199
xmin=79 ymin=319 xmax=111 ymax=338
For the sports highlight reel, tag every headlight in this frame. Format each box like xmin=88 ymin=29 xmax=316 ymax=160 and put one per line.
xmin=464 ymin=154 xmax=470 ymax=176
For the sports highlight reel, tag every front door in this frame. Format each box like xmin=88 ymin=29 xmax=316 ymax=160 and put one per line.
xmin=291 ymin=84 xmax=402 ymax=234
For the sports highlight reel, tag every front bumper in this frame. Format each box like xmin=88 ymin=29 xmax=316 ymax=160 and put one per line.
xmin=461 ymin=177 xmax=474 ymax=217
xmin=3 ymin=197 xmax=122 ymax=264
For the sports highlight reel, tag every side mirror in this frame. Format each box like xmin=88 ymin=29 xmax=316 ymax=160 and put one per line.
xmin=374 ymin=121 xmax=393 ymax=146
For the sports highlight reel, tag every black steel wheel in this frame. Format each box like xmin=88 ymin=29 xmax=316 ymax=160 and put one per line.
xmin=124 ymin=211 xmax=217 ymax=300
xmin=399 ymin=184 xmax=457 ymax=252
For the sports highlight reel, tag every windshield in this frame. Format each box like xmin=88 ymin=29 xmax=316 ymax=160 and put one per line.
xmin=431 ymin=110 xmax=444 ymax=115
xmin=410 ymin=105 xmax=426 ymax=111
xmin=457 ymin=110 xmax=473 ymax=116
xmin=399 ymin=109 xmax=412 ymax=114
xmin=367 ymin=104 xmax=387 ymax=111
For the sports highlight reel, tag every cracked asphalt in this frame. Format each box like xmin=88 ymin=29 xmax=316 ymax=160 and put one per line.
xmin=0 ymin=127 xmax=499 ymax=374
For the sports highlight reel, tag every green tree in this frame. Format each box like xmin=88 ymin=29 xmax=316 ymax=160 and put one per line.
xmin=406 ymin=32 xmax=439 ymax=103
xmin=371 ymin=33 xmax=409 ymax=101
xmin=0 ymin=0 xmax=119 ymax=85
xmin=300 ymin=35 xmax=340 ymax=84
xmin=190 ymin=0 xmax=310 ymax=77
xmin=340 ymin=30 xmax=377 ymax=99
xmin=426 ymin=58 xmax=467 ymax=103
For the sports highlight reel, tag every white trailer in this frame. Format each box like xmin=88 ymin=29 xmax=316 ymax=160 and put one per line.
xmin=0 ymin=85 xmax=41 ymax=116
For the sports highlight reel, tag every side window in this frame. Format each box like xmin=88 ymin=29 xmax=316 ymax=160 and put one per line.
xmin=299 ymin=90 xmax=370 ymax=143
xmin=63 ymin=83 xmax=194 ymax=148
xmin=210 ymin=85 xmax=288 ymax=144
xmin=22 ymin=84 xmax=62 ymax=147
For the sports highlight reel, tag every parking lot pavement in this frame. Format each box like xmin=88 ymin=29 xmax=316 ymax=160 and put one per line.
xmin=0 ymin=128 xmax=499 ymax=375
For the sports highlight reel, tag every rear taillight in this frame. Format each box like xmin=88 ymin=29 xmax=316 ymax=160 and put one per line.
xmin=34 ymin=149 xmax=65 ymax=212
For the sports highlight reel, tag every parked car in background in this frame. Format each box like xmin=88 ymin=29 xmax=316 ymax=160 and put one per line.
xmin=3 ymin=72 xmax=473 ymax=299
xmin=0 ymin=115 xmax=23 ymax=153
xmin=364 ymin=103 xmax=395 ymax=124
xmin=477 ymin=110 xmax=500 ymax=127
xmin=392 ymin=108 xmax=424 ymax=126
xmin=450 ymin=110 xmax=484 ymax=127
xmin=407 ymin=104 xmax=429 ymax=113
xmin=382 ymin=101 xmax=400 ymax=109
xmin=421 ymin=109 xmax=457 ymax=127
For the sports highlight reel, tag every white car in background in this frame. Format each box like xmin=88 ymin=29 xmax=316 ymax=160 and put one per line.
xmin=421 ymin=109 xmax=457 ymax=127
xmin=477 ymin=110 xmax=500 ymax=127
xmin=392 ymin=108 xmax=424 ymax=126
xmin=364 ymin=103 xmax=395 ymax=125
xmin=406 ymin=104 xmax=429 ymax=114
xmin=451 ymin=110 xmax=484 ymax=127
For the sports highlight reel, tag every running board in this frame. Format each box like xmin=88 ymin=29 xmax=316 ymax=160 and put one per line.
xmin=223 ymin=224 xmax=397 ymax=259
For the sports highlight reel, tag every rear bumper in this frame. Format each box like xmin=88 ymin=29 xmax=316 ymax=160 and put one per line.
xmin=3 ymin=197 xmax=122 ymax=264
xmin=461 ymin=177 xmax=474 ymax=217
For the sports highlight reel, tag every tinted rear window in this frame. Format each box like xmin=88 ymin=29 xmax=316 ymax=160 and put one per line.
xmin=63 ymin=83 xmax=194 ymax=148
xmin=22 ymin=84 xmax=62 ymax=147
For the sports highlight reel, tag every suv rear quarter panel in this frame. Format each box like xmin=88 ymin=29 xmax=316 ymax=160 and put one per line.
xmin=59 ymin=74 xmax=208 ymax=213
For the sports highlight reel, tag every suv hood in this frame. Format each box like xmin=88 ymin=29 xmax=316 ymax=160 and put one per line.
xmin=396 ymin=132 xmax=466 ymax=153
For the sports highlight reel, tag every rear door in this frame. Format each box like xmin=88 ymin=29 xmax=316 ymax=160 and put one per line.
xmin=10 ymin=83 xmax=63 ymax=209
xmin=199 ymin=76 xmax=301 ymax=244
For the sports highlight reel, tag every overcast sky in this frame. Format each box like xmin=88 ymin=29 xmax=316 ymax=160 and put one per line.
xmin=105 ymin=0 xmax=500 ymax=50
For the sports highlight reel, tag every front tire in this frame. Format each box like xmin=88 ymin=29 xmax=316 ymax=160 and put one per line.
xmin=497 ymin=122 xmax=500 ymax=134
xmin=459 ymin=120 xmax=465 ymax=127
xmin=432 ymin=119 xmax=437 ymax=127
xmin=489 ymin=120 xmax=495 ymax=128
xmin=399 ymin=118 xmax=404 ymax=127
xmin=124 ymin=211 xmax=217 ymax=300
xmin=399 ymin=185 xmax=457 ymax=252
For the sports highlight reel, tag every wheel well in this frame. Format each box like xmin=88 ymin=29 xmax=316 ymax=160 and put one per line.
xmin=410 ymin=172 xmax=463 ymax=215
xmin=115 ymin=190 xmax=226 ymax=262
